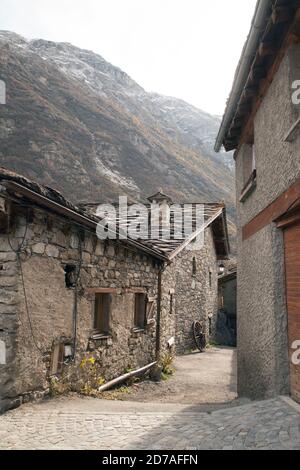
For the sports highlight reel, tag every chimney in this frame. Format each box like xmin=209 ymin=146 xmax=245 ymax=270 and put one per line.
xmin=147 ymin=190 xmax=173 ymax=239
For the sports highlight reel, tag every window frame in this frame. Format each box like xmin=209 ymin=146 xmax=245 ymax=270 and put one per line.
xmin=93 ymin=292 xmax=111 ymax=337
xmin=240 ymin=143 xmax=257 ymax=203
xmin=134 ymin=292 xmax=147 ymax=331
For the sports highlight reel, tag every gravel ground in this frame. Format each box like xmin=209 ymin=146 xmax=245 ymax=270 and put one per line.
xmin=102 ymin=347 xmax=240 ymax=409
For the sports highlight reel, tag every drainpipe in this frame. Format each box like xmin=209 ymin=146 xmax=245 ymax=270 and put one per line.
xmin=214 ymin=0 xmax=272 ymax=152
xmin=155 ymin=263 xmax=164 ymax=361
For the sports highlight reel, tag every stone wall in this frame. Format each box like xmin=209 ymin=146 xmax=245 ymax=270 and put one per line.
xmin=0 ymin=228 xmax=19 ymax=412
xmin=236 ymin=225 xmax=289 ymax=399
xmin=234 ymin=45 xmax=300 ymax=399
xmin=0 ymin=199 xmax=222 ymax=411
xmin=173 ymin=227 xmax=218 ymax=355
xmin=236 ymin=48 xmax=300 ymax=227
xmin=0 ymin=203 xmax=160 ymax=411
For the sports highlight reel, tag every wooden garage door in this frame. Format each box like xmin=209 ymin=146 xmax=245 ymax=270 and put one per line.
xmin=284 ymin=221 xmax=300 ymax=402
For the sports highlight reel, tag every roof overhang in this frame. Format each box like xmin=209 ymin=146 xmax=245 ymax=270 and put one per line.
xmin=1 ymin=180 xmax=169 ymax=262
xmin=215 ymin=0 xmax=300 ymax=153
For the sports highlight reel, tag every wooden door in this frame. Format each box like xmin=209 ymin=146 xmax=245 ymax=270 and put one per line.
xmin=284 ymin=220 xmax=300 ymax=402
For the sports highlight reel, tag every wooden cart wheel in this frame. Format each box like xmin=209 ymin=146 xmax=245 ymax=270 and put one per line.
xmin=193 ymin=321 xmax=206 ymax=352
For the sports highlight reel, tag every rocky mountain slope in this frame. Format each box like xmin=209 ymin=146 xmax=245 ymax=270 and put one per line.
xmin=0 ymin=31 xmax=235 ymax=229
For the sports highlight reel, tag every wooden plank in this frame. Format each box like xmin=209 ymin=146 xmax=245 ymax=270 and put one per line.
xmin=86 ymin=287 xmax=118 ymax=294
xmin=242 ymin=178 xmax=300 ymax=240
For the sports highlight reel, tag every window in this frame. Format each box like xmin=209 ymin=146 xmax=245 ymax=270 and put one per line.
xmin=134 ymin=293 xmax=147 ymax=330
xmin=64 ymin=264 xmax=77 ymax=288
xmin=94 ymin=293 xmax=111 ymax=335
xmin=240 ymin=143 xmax=257 ymax=202
xmin=209 ymin=270 xmax=212 ymax=288
xmin=192 ymin=257 xmax=197 ymax=276
xmin=243 ymin=144 xmax=256 ymax=184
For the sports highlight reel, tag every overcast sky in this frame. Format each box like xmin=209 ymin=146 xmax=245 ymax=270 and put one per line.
xmin=0 ymin=0 xmax=257 ymax=115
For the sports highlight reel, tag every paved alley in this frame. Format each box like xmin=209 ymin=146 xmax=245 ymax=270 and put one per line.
xmin=1 ymin=348 xmax=299 ymax=450
xmin=0 ymin=396 xmax=300 ymax=450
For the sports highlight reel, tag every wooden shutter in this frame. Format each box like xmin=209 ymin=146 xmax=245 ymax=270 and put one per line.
xmin=50 ymin=342 xmax=64 ymax=376
xmin=94 ymin=293 xmax=111 ymax=334
xmin=146 ymin=296 xmax=156 ymax=324
xmin=284 ymin=220 xmax=300 ymax=402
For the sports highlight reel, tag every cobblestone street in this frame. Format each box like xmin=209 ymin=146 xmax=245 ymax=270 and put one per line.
xmin=0 ymin=396 xmax=300 ymax=450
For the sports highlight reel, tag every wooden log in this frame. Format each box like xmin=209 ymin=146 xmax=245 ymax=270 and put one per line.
xmin=98 ymin=362 xmax=157 ymax=392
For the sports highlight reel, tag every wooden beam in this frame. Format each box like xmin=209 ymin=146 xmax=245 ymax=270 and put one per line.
xmin=242 ymin=178 xmax=300 ymax=241
xmin=232 ymin=116 xmax=245 ymax=127
xmin=242 ymin=87 xmax=257 ymax=100
xmin=276 ymin=208 xmax=300 ymax=229
xmin=258 ymin=42 xmax=277 ymax=57
xmin=168 ymin=208 xmax=224 ymax=260
xmin=236 ymin=102 xmax=252 ymax=117
xmin=237 ymin=8 xmax=300 ymax=153
xmin=86 ymin=288 xmax=119 ymax=294
xmin=224 ymin=140 xmax=237 ymax=152
xmin=272 ymin=7 xmax=294 ymax=24
xmin=250 ymin=66 xmax=267 ymax=81
xmin=228 ymin=126 xmax=242 ymax=138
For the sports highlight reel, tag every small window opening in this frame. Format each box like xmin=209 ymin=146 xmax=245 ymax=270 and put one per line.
xmin=134 ymin=293 xmax=147 ymax=330
xmin=192 ymin=257 xmax=197 ymax=276
xmin=243 ymin=143 xmax=256 ymax=187
xmin=209 ymin=270 xmax=212 ymax=288
xmin=64 ymin=264 xmax=77 ymax=289
xmin=94 ymin=293 xmax=111 ymax=335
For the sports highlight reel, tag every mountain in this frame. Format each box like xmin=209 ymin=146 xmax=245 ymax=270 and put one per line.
xmin=0 ymin=31 xmax=235 ymax=232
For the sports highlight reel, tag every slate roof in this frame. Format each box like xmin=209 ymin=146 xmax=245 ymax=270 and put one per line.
xmin=0 ymin=166 xmax=230 ymax=261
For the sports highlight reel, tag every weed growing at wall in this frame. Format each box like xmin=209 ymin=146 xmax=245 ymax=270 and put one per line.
xmin=160 ymin=353 xmax=175 ymax=380
xmin=79 ymin=354 xmax=106 ymax=396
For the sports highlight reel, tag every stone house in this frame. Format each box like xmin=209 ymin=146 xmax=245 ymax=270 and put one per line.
xmin=0 ymin=169 xmax=229 ymax=412
xmin=215 ymin=0 xmax=300 ymax=401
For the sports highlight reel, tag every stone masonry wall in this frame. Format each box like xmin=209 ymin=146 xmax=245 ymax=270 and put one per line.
xmin=0 ymin=199 xmax=222 ymax=411
xmin=0 ymin=222 xmax=19 ymax=412
xmin=0 ymin=203 xmax=160 ymax=411
xmin=234 ymin=46 xmax=300 ymax=399
xmin=173 ymin=227 xmax=218 ymax=355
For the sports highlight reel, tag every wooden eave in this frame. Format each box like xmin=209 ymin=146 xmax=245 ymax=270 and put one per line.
xmin=223 ymin=3 xmax=300 ymax=152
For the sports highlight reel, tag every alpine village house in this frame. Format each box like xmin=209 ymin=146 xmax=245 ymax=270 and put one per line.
xmin=0 ymin=167 xmax=229 ymax=412
xmin=216 ymin=0 xmax=300 ymax=402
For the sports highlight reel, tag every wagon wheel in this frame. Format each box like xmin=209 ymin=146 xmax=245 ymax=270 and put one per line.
xmin=193 ymin=321 xmax=206 ymax=352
